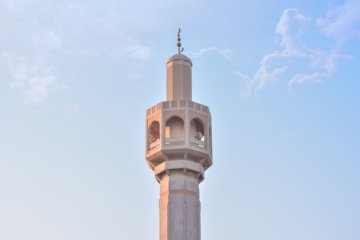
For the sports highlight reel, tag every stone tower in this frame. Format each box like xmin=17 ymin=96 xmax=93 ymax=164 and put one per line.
xmin=145 ymin=30 xmax=212 ymax=240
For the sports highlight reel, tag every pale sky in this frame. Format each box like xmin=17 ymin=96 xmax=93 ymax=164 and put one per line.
xmin=1 ymin=0 xmax=360 ymax=239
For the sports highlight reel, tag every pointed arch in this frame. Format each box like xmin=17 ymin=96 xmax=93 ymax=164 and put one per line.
xmin=165 ymin=116 xmax=184 ymax=143
xmin=190 ymin=118 xmax=206 ymax=147
xmin=148 ymin=121 xmax=160 ymax=150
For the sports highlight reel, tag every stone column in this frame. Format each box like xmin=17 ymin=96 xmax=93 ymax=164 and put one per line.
xmin=159 ymin=173 xmax=201 ymax=240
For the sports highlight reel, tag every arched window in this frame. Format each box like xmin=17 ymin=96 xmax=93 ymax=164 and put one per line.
xmin=165 ymin=116 xmax=184 ymax=143
xmin=148 ymin=121 xmax=160 ymax=149
xmin=190 ymin=118 xmax=205 ymax=147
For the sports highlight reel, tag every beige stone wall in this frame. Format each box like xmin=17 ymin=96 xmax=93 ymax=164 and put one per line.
xmin=160 ymin=173 xmax=200 ymax=240
xmin=166 ymin=54 xmax=192 ymax=101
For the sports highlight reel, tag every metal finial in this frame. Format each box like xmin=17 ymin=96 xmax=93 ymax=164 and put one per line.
xmin=177 ymin=28 xmax=184 ymax=53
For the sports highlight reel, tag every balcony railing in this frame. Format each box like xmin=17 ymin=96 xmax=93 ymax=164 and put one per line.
xmin=146 ymin=100 xmax=210 ymax=117
xmin=165 ymin=136 xmax=184 ymax=144
xmin=190 ymin=138 xmax=206 ymax=148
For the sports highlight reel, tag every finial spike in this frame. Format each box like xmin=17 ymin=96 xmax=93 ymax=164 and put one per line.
xmin=177 ymin=28 xmax=184 ymax=53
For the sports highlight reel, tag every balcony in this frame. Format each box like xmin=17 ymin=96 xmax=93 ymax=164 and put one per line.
xmin=165 ymin=137 xmax=184 ymax=144
xmin=190 ymin=138 xmax=206 ymax=148
xmin=148 ymin=139 xmax=160 ymax=150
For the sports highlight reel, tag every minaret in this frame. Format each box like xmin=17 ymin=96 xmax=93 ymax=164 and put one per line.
xmin=145 ymin=29 xmax=212 ymax=240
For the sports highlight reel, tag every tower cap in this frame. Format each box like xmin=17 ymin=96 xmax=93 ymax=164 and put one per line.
xmin=166 ymin=53 xmax=192 ymax=66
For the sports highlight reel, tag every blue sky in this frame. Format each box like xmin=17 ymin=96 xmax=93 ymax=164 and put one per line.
xmin=1 ymin=0 xmax=359 ymax=239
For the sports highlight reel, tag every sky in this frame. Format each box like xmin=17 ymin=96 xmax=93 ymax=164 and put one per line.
xmin=0 ymin=0 xmax=360 ymax=239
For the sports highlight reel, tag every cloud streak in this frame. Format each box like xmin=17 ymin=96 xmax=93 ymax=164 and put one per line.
xmin=237 ymin=1 xmax=359 ymax=94
xmin=317 ymin=0 xmax=360 ymax=46
xmin=190 ymin=47 xmax=232 ymax=60
xmin=0 ymin=1 xmax=152 ymax=105
xmin=275 ymin=8 xmax=309 ymax=56
xmin=111 ymin=34 xmax=152 ymax=61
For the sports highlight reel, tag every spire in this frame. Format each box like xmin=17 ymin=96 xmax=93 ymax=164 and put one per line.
xmin=177 ymin=28 xmax=184 ymax=53
xmin=167 ymin=28 xmax=192 ymax=101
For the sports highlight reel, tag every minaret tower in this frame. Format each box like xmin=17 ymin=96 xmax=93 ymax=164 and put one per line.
xmin=145 ymin=29 xmax=213 ymax=240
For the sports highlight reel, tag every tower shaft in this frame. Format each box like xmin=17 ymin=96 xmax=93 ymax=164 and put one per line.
xmin=166 ymin=55 xmax=192 ymax=101
xmin=160 ymin=173 xmax=200 ymax=240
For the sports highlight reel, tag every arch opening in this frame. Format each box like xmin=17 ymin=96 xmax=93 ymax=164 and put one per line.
xmin=148 ymin=121 xmax=160 ymax=150
xmin=190 ymin=118 xmax=205 ymax=147
xmin=165 ymin=116 xmax=184 ymax=143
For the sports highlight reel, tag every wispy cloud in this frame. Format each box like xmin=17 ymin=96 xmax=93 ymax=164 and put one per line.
xmin=0 ymin=1 xmax=152 ymax=106
xmin=2 ymin=54 xmax=57 ymax=105
xmin=190 ymin=47 xmax=232 ymax=60
xmin=236 ymin=9 xmax=310 ymax=93
xmin=0 ymin=28 xmax=64 ymax=105
xmin=237 ymin=1 xmax=359 ymax=94
xmin=288 ymin=72 xmax=322 ymax=88
xmin=275 ymin=8 xmax=309 ymax=56
xmin=112 ymin=35 xmax=152 ymax=61
xmin=317 ymin=0 xmax=360 ymax=46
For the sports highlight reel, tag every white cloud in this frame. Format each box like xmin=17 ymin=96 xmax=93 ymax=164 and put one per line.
xmin=309 ymin=49 xmax=352 ymax=76
xmin=317 ymin=0 xmax=360 ymax=46
xmin=236 ymin=9 xmax=311 ymax=93
xmin=288 ymin=72 xmax=322 ymax=89
xmin=190 ymin=47 xmax=232 ymax=60
xmin=237 ymin=3 xmax=358 ymax=94
xmin=3 ymin=54 xmax=57 ymax=105
xmin=127 ymin=45 xmax=152 ymax=60
xmin=275 ymin=8 xmax=309 ymax=56
xmin=0 ymin=1 xmax=153 ymax=106
xmin=114 ymin=42 xmax=152 ymax=60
